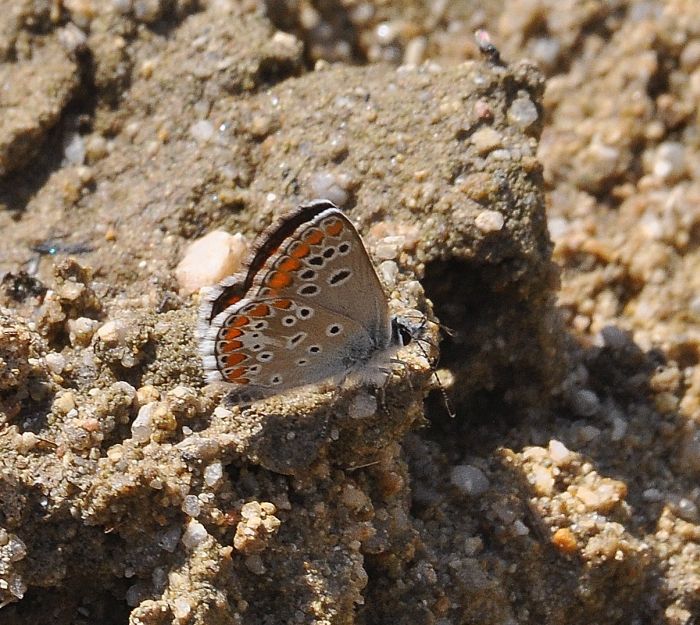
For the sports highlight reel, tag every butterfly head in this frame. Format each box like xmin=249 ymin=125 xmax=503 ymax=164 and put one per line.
xmin=391 ymin=317 xmax=414 ymax=347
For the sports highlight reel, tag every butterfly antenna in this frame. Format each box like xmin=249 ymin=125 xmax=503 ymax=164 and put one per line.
xmin=400 ymin=310 xmax=456 ymax=338
xmin=404 ymin=330 xmax=456 ymax=419
xmin=346 ymin=459 xmax=381 ymax=472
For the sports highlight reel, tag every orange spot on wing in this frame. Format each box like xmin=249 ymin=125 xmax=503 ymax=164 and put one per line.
xmin=226 ymin=367 xmax=247 ymax=380
xmin=248 ymin=304 xmax=271 ymax=317
xmin=290 ymin=242 xmax=311 ymax=259
xmin=223 ymin=294 xmax=242 ymax=307
xmin=277 ymin=257 xmax=301 ymax=272
xmin=225 ymin=353 xmax=247 ymax=366
xmin=272 ymin=299 xmax=293 ymax=309
xmin=268 ymin=271 xmax=292 ymax=289
xmin=232 ymin=316 xmax=249 ymax=328
xmin=221 ymin=340 xmax=243 ymax=353
xmin=305 ymin=229 xmax=324 ymax=245
xmin=225 ymin=328 xmax=243 ymax=340
xmin=325 ymin=220 xmax=343 ymax=236
xmin=237 ymin=378 xmax=250 ymax=385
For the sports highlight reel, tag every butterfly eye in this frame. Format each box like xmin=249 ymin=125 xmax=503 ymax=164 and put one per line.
xmin=392 ymin=319 xmax=414 ymax=346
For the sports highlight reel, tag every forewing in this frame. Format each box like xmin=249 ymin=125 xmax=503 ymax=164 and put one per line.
xmin=248 ymin=205 xmax=392 ymax=345
xmin=198 ymin=200 xmax=337 ymax=330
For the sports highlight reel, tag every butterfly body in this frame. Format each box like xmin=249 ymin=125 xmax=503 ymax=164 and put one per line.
xmin=198 ymin=200 xmax=404 ymax=405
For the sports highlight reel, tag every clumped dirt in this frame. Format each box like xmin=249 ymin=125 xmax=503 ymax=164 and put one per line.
xmin=0 ymin=1 xmax=699 ymax=624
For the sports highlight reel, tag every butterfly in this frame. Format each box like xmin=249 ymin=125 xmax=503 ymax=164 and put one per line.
xmin=197 ymin=199 xmax=414 ymax=406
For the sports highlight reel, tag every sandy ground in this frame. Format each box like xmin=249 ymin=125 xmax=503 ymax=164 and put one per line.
xmin=0 ymin=1 xmax=698 ymax=624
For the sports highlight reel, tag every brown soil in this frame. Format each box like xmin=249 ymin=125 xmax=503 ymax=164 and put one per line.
xmin=0 ymin=1 xmax=698 ymax=624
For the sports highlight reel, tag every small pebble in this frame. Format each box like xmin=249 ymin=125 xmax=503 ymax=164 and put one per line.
xmin=271 ymin=31 xmax=299 ymax=50
xmin=19 ymin=432 xmax=38 ymax=452
xmin=181 ymin=520 xmax=208 ymax=550
xmin=610 ymin=415 xmax=628 ymax=441
xmin=378 ymin=260 xmax=399 ymax=287
xmin=570 ymin=389 xmax=600 ymax=417
xmin=507 ymin=93 xmax=539 ymax=130
xmin=175 ymin=435 xmax=221 ymax=462
xmin=133 ymin=0 xmax=161 ymax=23
xmin=181 ymin=495 xmax=201 ymax=518
xmin=204 ymin=461 xmax=223 ymax=487
xmin=599 ymin=325 xmax=630 ymax=350
xmin=474 ymin=210 xmax=504 ymax=233
xmin=54 ymin=391 xmax=76 ymax=415
xmin=450 ymin=465 xmax=490 ymax=496
xmin=85 ymin=134 xmax=108 ymax=162
xmin=45 ymin=352 xmax=66 ymax=374
xmin=5 ymin=534 xmax=26 ymax=562
xmin=308 ymin=171 xmax=349 ymax=207
xmin=158 ymin=526 xmax=182 ymax=552
xmin=531 ymin=37 xmax=561 ymax=70
xmin=68 ymin=317 xmax=99 ymax=347
xmin=136 ymin=385 xmax=160 ymax=405
xmin=60 ymin=281 xmax=84 ymax=301
xmin=548 ymin=439 xmax=574 ymax=466
xmin=348 ymin=393 xmax=377 ymax=419
xmin=340 ymin=485 xmax=371 ymax=510
xmin=689 ymin=295 xmax=700 ymax=317
xmin=471 ymin=127 xmax=503 ymax=154
xmin=189 ymin=120 xmax=215 ymax=143
xmin=58 ymin=23 xmax=87 ymax=52
xmin=96 ymin=319 xmax=127 ymax=345
xmin=131 ymin=402 xmax=156 ymax=443
xmin=172 ymin=597 xmax=192 ymax=620
xmin=551 ymin=527 xmax=578 ymax=554
xmin=652 ymin=142 xmax=686 ymax=181
xmin=244 ymin=554 xmax=266 ymax=575
xmin=63 ymin=133 xmax=86 ymax=166
xmin=375 ymin=236 xmax=405 ymax=260
xmin=403 ymin=36 xmax=426 ymax=66
xmin=576 ymin=424 xmax=601 ymax=443
xmin=112 ymin=0 xmax=132 ymax=14
xmin=529 ymin=464 xmax=554 ymax=496
xmin=176 ymin=231 xmax=247 ymax=295
xmin=668 ymin=496 xmax=699 ymax=523
xmin=642 ymin=488 xmax=664 ymax=502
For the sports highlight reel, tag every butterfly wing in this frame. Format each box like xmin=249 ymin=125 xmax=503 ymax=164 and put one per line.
xmin=198 ymin=201 xmax=338 ymax=329
xmin=199 ymin=201 xmax=393 ymax=404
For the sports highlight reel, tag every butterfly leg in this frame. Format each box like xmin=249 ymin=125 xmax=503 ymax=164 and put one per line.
xmin=373 ymin=383 xmax=391 ymax=418
xmin=389 ymin=357 xmax=415 ymax=392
